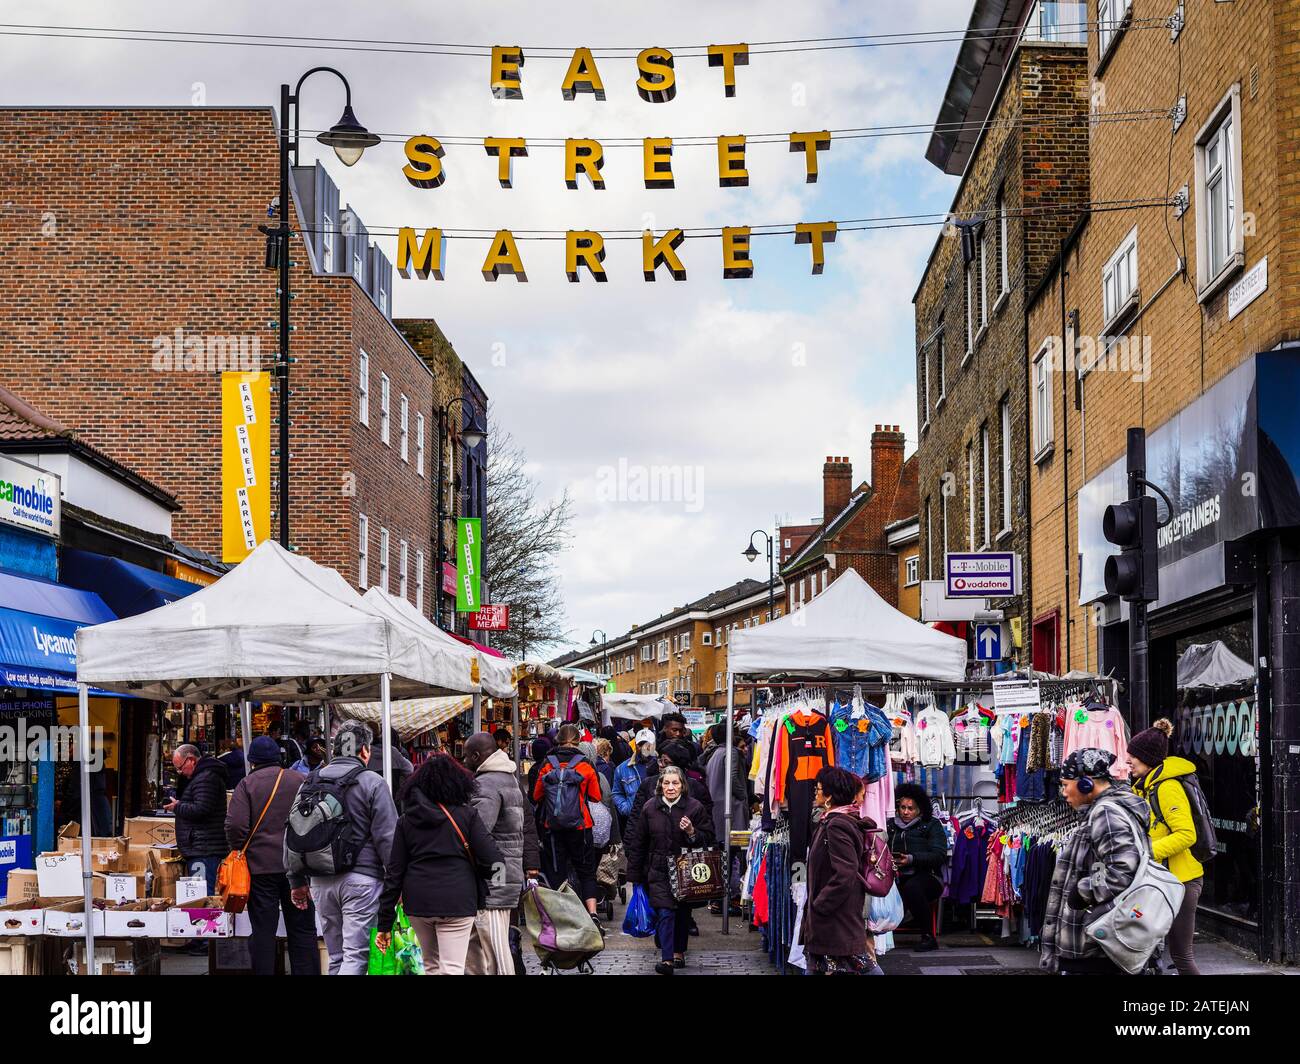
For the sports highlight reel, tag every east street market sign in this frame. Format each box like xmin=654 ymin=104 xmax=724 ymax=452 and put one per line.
xmin=945 ymin=552 xmax=1020 ymax=598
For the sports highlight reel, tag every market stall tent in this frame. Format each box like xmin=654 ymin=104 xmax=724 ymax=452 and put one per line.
xmin=726 ymin=568 xmax=967 ymax=681
xmin=602 ymin=691 xmax=678 ymax=726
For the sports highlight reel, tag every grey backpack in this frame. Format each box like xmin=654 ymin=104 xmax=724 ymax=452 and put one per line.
xmin=1085 ymin=805 xmax=1186 ymax=974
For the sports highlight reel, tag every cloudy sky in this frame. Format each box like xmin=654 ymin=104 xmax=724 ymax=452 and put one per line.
xmin=4 ymin=0 xmax=967 ymax=653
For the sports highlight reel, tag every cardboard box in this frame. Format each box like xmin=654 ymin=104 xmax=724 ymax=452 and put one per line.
xmin=70 ymin=938 xmax=161 ymax=976
xmin=147 ymin=846 xmax=184 ymax=899
xmin=175 ymin=876 xmax=207 ymax=904
xmin=97 ymin=872 xmax=145 ymax=903
xmin=0 ymin=897 xmax=67 ymax=936
xmin=0 ymin=937 xmax=41 ymax=975
xmin=166 ymin=897 xmax=232 ymax=939
xmin=124 ymin=816 xmax=176 ymax=848
xmin=104 ymin=900 xmax=171 ymax=938
xmin=55 ymin=826 xmax=130 ymax=873
xmin=4 ymin=869 xmax=39 ymax=903
xmin=122 ymin=847 xmax=151 ymax=874
xmin=36 ymin=853 xmax=108 ymax=900
xmin=43 ymin=900 xmax=106 ymax=938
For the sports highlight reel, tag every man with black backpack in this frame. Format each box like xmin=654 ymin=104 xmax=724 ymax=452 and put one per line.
xmin=1129 ymin=718 xmax=1212 ymax=975
xmin=287 ymin=721 xmax=397 ymax=975
xmin=531 ymin=723 xmax=604 ymax=923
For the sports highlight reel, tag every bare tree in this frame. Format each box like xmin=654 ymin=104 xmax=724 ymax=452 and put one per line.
xmin=485 ymin=416 xmax=573 ymax=658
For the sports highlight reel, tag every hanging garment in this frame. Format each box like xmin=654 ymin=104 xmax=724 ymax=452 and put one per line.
xmin=889 ymin=706 xmax=919 ymax=767
xmin=830 ymin=700 xmax=893 ymax=781
xmin=1062 ymin=703 xmax=1130 ymax=779
xmin=914 ymin=707 xmax=956 ymax=768
xmin=949 ymin=818 xmax=992 ymax=905
xmin=859 ymin=759 xmax=895 ymax=834
xmin=1015 ymin=720 xmax=1047 ymax=802
xmin=1026 ymin=712 xmax=1052 ymax=772
xmin=776 ymin=711 xmax=835 ymax=862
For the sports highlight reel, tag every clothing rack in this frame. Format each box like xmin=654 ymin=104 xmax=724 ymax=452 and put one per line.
xmin=998 ymin=797 xmax=1082 ymax=832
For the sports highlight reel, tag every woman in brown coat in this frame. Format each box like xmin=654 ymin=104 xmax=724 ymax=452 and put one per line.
xmin=801 ymin=766 xmax=884 ymax=975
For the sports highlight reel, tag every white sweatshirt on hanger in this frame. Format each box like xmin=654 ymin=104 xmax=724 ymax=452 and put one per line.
xmin=915 ymin=707 xmax=956 ymax=768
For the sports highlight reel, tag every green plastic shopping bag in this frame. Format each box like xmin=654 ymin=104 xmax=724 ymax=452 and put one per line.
xmin=367 ymin=903 xmax=424 ymax=975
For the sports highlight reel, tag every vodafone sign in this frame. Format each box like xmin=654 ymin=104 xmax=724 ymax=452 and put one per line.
xmin=945 ymin=552 xmax=1020 ymax=598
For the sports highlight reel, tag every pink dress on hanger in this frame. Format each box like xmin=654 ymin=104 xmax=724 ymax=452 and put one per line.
xmin=860 ymin=761 xmax=894 ymax=830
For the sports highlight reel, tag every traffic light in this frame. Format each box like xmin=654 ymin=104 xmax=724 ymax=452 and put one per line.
xmin=1103 ymin=495 xmax=1158 ymax=602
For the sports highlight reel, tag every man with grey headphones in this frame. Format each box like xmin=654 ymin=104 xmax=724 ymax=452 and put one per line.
xmin=1039 ymin=748 xmax=1151 ymax=975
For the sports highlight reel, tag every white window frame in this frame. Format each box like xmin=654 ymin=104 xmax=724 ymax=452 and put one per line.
xmin=981 ymin=423 xmax=991 ymax=547
xmin=1102 ymin=226 xmax=1139 ymax=330
xmin=321 ymin=211 xmax=335 ymax=273
xmin=936 ymin=326 xmax=947 ymax=402
xmin=964 ymin=261 xmax=975 ymax=358
xmin=379 ymin=527 xmax=390 ymax=592
xmin=399 ymin=539 xmax=409 ymax=598
xmin=681 ymin=632 xmax=691 ymax=651
xmin=358 ymin=348 xmax=370 ymax=426
xmin=1097 ymin=0 xmax=1132 ymax=65
xmin=966 ymin=442 xmax=976 ymax=550
xmin=702 ymin=631 xmax=712 ymax=646
xmin=415 ymin=549 xmax=425 ymax=612
xmin=1033 ymin=342 xmax=1055 ymax=459
xmin=905 ymin=555 xmax=920 ymax=586
xmin=380 ymin=373 xmax=391 ymax=445
xmin=1195 ymin=85 xmax=1245 ymax=301
xmin=358 ymin=513 xmax=369 ymax=588
xmin=416 ymin=412 xmax=426 ymax=476
xmin=998 ymin=187 xmax=1009 ymax=296
xmin=1000 ymin=397 xmax=1013 ymax=535
xmin=641 ymin=645 xmax=652 ymax=662
xmin=399 ymin=395 xmax=410 ymax=462
xmin=979 ymin=226 xmax=990 ymax=328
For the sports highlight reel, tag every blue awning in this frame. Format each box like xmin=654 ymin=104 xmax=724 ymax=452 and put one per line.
xmin=60 ymin=548 xmax=203 ymax=618
xmin=0 ymin=568 xmax=115 ymax=694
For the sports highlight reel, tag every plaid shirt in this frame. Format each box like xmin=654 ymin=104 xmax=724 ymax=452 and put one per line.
xmin=1040 ymin=785 xmax=1150 ymax=972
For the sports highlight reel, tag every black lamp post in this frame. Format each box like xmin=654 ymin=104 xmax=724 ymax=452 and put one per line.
xmin=434 ymin=396 xmax=486 ymax=628
xmin=743 ymin=529 xmax=776 ymax=622
xmin=590 ymin=629 xmax=608 ymax=682
xmin=269 ymin=68 xmax=379 ymax=548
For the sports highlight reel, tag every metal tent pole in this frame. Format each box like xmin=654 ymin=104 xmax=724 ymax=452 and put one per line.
xmin=722 ymin=670 xmax=736 ymax=935
xmin=381 ymin=673 xmax=393 ymax=791
xmin=240 ymin=700 xmax=253 ymax=769
xmin=77 ymin=682 xmax=96 ymax=974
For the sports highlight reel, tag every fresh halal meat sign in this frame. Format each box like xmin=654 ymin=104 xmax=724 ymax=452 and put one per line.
xmin=468 ymin=604 xmax=510 ymax=631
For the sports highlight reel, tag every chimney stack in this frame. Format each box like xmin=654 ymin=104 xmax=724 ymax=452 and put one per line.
xmin=823 ymin=455 xmax=852 ymax=521
xmin=871 ymin=424 xmax=906 ymax=497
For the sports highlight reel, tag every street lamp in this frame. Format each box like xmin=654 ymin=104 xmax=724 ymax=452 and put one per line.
xmin=743 ymin=529 xmax=777 ymax=624
xmin=590 ymin=629 xmax=608 ymax=682
xmin=269 ymin=67 xmax=378 ymax=548
xmin=434 ymin=396 xmax=487 ymax=629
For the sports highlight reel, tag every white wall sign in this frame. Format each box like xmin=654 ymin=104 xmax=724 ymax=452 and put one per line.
xmin=0 ymin=453 xmax=61 ymax=538
xmin=1227 ymin=257 xmax=1267 ymax=320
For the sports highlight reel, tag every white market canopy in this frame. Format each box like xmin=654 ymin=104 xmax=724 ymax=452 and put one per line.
xmin=75 ymin=540 xmax=476 ymax=703
xmin=726 ymin=568 xmax=967 ymax=681
xmin=362 ymin=587 xmax=517 ymax=699
xmin=602 ymin=691 xmax=678 ymax=725
xmin=338 ymin=695 xmax=474 ymax=742
xmin=1177 ymin=641 xmax=1255 ymax=691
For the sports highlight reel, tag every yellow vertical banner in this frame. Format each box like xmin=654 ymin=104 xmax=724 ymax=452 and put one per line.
xmin=221 ymin=371 xmax=271 ymax=562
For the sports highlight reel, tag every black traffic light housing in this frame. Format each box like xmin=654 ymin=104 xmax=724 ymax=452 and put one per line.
xmin=1103 ymin=494 xmax=1159 ymax=602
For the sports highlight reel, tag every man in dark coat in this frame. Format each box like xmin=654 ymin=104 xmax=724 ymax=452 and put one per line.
xmin=624 ymin=765 xmax=715 ymax=975
xmin=225 ymin=736 xmax=317 ymax=975
xmin=164 ymin=743 xmax=229 ymax=894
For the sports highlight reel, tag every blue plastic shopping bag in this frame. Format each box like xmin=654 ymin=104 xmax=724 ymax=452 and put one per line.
xmin=866 ymin=883 xmax=904 ymax=933
xmin=622 ymin=883 xmax=655 ymax=938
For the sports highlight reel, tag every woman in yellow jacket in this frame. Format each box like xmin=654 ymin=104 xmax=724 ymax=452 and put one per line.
xmin=1128 ymin=718 xmax=1204 ymax=975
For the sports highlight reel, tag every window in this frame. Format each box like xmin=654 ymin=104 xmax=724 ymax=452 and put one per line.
xmin=398 ymin=539 xmax=408 ymax=598
xmin=657 ymin=680 xmax=668 ymax=697
xmin=1033 ymin=343 xmax=1054 ymax=457
xmin=821 ymin=572 xmax=827 ymax=594
xmin=1102 ymin=226 xmax=1138 ymax=327
xmin=936 ymin=323 xmax=946 ymax=400
xmin=1196 ymin=86 xmax=1243 ymax=296
xmin=641 ymin=645 xmax=652 ymax=662
xmin=716 ymin=672 xmax=723 ymax=691
xmin=966 ymin=442 xmax=976 ymax=549
xmin=981 ymin=423 xmax=991 ymax=547
xmin=702 ymin=631 xmax=712 ymax=645
xmin=1000 ymin=396 xmax=1012 ymax=533
xmin=358 ymin=513 xmax=369 ymax=588
xmin=380 ymin=373 xmax=391 ymax=445
xmin=715 ymin=627 xmax=722 ymax=646
xmin=657 ymin=639 xmax=669 ymax=662
xmin=1097 ymin=0 xmax=1131 ymax=61
xmin=379 ymin=527 xmax=390 ymax=592
xmin=321 ymin=211 xmax=335 ymax=272
xmin=744 ymin=618 xmax=751 ymax=629
xmin=415 ymin=549 xmax=425 ymax=611
xmin=1032 ymin=611 xmax=1061 ymax=673
xmin=358 ymin=349 xmax=370 ymax=425
xmin=998 ymin=187 xmax=1009 ymax=295
xmin=681 ymin=632 xmax=691 ymax=651
xmin=979 ymin=225 xmax=989 ymax=327
xmin=919 ymin=344 xmax=930 ymax=426
xmin=905 ymin=556 xmax=919 ymax=586
xmin=965 ymin=261 xmax=975 ymax=355
xmin=925 ymin=498 xmax=934 ymax=579
xmin=783 ymin=537 xmax=791 ymax=548
xmin=400 ymin=395 xmax=410 ymax=461
xmin=774 ymin=608 xmax=782 ymax=618
xmin=416 ymin=413 xmax=425 ymax=476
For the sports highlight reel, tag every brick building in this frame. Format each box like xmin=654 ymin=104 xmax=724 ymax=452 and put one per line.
xmin=560 ymin=577 xmax=786 ymax=712
xmin=914 ymin=2 xmax=1091 ymax=665
xmin=780 ymin=426 xmax=918 ymax=614
xmin=0 ymin=107 xmax=477 ymax=620
xmin=1025 ymin=0 xmax=1300 ymax=962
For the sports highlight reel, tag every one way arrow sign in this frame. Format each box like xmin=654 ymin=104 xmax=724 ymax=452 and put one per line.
xmin=975 ymin=623 xmax=1003 ymax=662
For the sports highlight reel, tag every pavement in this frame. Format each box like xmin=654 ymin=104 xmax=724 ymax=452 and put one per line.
xmin=159 ymin=898 xmax=1291 ymax=976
